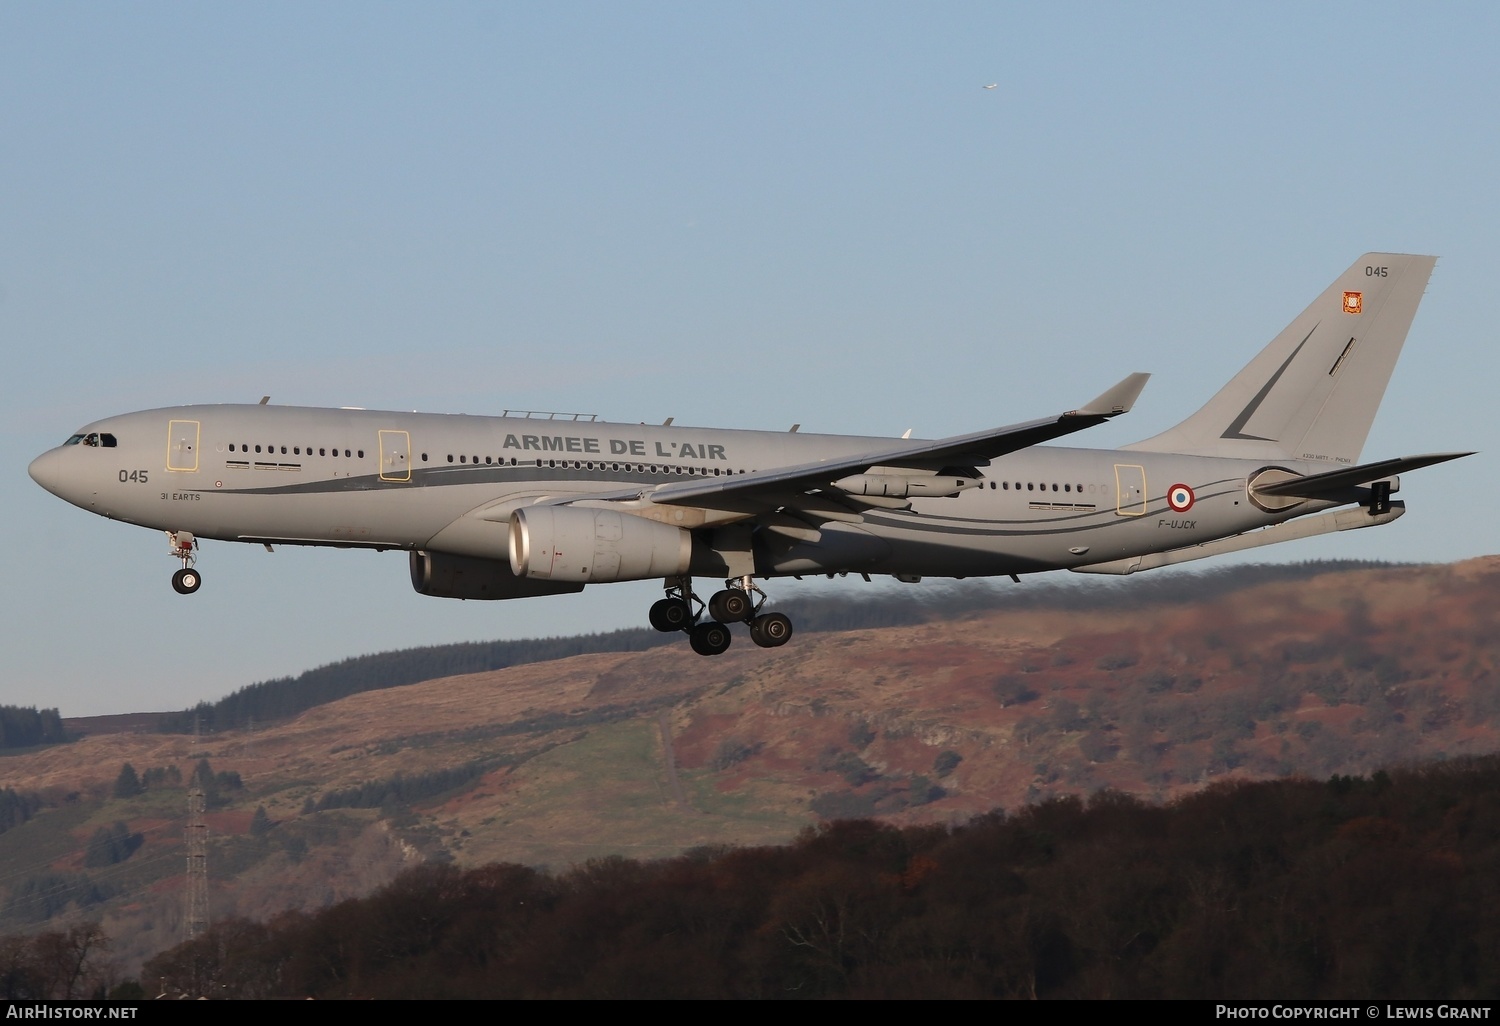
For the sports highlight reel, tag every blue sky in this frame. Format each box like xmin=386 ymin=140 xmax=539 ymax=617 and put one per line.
xmin=3 ymin=3 xmax=1494 ymax=715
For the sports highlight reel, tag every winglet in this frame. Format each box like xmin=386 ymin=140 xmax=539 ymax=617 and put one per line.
xmin=1071 ymin=372 xmax=1150 ymax=418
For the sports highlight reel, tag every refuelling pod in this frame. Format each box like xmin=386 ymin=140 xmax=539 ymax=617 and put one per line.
xmin=831 ymin=474 xmax=979 ymax=498
xmin=410 ymin=551 xmax=584 ymax=600
xmin=510 ymin=505 xmax=693 ymax=583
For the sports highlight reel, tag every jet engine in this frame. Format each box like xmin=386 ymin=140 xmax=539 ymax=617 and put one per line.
xmin=409 ymin=551 xmax=584 ymax=600
xmin=509 ymin=505 xmax=693 ymax=583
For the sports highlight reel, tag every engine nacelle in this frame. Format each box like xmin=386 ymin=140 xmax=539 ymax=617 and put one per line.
xmin=409 ymin=551 xmax=583 ymax=600
xmin=509 ymin=506 xmax=693 ymax=583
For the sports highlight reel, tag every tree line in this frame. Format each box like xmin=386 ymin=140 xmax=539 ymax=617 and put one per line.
xmin=0 ymin=706 xmax=65 ymax=750
xmin=142 ymin=752 xmax=1500 ymax=999
xmin=0 ymin=924 xmax=129 ymax=999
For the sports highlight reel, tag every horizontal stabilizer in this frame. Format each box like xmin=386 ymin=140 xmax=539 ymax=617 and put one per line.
xmin=1253 ymin=451 xmax=1474 ymax=499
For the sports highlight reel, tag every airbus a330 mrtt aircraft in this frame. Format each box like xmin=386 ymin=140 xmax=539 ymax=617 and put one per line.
xmin=30 ymin=253 xmax=1471 ymax=655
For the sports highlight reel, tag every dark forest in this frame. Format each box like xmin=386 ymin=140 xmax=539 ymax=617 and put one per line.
xmin=115 ymin=754 xmax=1500 ymax=1000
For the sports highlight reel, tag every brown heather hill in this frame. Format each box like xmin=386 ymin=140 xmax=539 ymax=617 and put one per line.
xmin=4 ymin=556 xmax=1500 ymax=974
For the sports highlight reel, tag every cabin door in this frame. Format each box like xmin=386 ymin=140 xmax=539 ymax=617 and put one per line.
xmin=378 ymin=430 xmax=411 ymax=482
xmin=167 ymin=420 xmax=200 ymax=472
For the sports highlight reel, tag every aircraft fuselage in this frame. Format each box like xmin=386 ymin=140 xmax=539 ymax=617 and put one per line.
xmin=29 ymin=403 xmax=1322 ymax=580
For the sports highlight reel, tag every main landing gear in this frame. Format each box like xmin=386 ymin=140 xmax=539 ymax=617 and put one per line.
xmin=167 ymin=531 xmax=202 ymax=595
xmin=648 ymin=576 xmax=794 ymax=657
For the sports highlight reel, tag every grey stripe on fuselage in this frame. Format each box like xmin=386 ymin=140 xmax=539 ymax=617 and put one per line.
xmin=49 ymin=403 xmax=1304 ymax=577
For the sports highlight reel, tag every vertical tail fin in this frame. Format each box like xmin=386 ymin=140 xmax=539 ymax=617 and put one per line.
xmin=1124 ymin=253 xmax=1437 ymax=465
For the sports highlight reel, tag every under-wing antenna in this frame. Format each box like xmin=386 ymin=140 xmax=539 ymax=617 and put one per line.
xmin=258 ymin=396 xmax=270 ymax=405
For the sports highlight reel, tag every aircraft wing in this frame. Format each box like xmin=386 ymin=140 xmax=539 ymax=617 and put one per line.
xmin=1252 ymin=451 xmax=1474 ymax=499
xmin=643 ymin=372 xmax=1149 ymax=511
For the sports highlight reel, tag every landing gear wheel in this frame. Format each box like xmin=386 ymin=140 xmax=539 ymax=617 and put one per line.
xmin=749 ymin=612 xmax=793 ymax=648
xmin=708 ymin=589 xmax=753 ymax=623
xmin=649 ymin=597 xmax=693 ymax=632
xmin=689 ymin=621 xmax=733 ymax=656
xmin=172 ymin=567 xmax=202 ymax=595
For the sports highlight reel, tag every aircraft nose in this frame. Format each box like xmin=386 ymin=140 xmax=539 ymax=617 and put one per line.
xmin=28 ymin=448 xmax=66 ymax=497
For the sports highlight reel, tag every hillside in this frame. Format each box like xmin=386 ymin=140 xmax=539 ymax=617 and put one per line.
xmin=2 ymin=556 xmax=1499 ymax=975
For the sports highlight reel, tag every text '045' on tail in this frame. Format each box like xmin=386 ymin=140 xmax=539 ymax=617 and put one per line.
xmin=29 ymin=254 xmax=1472 ymax=655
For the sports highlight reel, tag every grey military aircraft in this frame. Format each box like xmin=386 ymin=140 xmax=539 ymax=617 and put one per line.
xmin=30 ymin=253 xmax=1470 ymax=655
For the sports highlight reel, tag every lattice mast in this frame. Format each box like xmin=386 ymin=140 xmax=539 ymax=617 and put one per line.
xmin=185 ymin=786 xmax=209 ymax=941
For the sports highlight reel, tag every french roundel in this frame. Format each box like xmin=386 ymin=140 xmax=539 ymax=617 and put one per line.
xmin=1167 ymin=483 xmax=1195 ymax=512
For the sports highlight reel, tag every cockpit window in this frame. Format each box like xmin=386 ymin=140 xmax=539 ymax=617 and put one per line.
xmin=62 ymin=432 xmax=117 ymax=447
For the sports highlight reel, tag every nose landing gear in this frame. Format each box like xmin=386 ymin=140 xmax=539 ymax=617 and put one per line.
xmin=649 ymin=576 xmax=795 ymax=655
xmin=167 ymin=531 xmax=201 ymax=595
